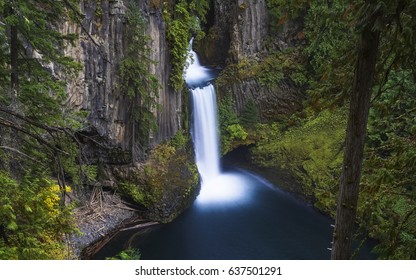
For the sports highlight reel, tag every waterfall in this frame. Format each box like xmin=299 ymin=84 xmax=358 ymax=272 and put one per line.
xmin=185 ymin=39 xmax=249 ymax=204
xmin=185 ymin=39 xmax=220 ymax=184
xmin=191 ymin=85 xmax=221 ymax=182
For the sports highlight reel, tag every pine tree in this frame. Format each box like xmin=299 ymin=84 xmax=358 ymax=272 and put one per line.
xmin=331 ymin=2 xmax=382 ymax=259
xmin=331 ymin=0 xmax=416 ymax=259
xmin=0 ymin=0 xmax=82 ymax=259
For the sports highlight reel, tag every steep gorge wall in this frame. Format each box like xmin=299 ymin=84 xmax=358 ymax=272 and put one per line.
xmin=63 ymin=0 xmax=181 ymax=165
xmin=62 ymin=0 xmax=304 ymax=165
xmin=58 ymin=0 xmax=201 ymax=230
xmin=199 ymin=0 xmax=305 ymax=120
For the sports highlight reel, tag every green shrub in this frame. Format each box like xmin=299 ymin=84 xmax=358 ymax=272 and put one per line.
xmin=0 ymin=172 xmax=76 ymax=259
xmin=252 ymin=108 xmax=347 ymax=214
xmin=117 ymin=140 xmax=199 ymax=223
xmin=107 ymin=248 xmax=141 ymax=260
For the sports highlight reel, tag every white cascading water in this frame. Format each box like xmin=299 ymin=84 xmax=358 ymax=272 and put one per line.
xmin=185 ymin=39 xmax=249 ymax=205
xmin=191 ymin=85 xmax=221 ymax=181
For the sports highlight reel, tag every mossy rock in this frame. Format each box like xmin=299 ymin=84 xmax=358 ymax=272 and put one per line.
xmin=115 ymin=142 xmax=200 ymax=223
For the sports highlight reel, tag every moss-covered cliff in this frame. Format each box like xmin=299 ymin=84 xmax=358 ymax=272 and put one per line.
xmin=195 ymin=0 xmax=306 ymax=123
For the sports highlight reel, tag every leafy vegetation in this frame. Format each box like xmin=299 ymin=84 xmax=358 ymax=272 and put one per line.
xmin=119 ymin=0 xmax=161 ymax=147
xmin=118 ymin=135 xmax=199 ymax=223
xmin=217 ymin=95 xmax=254 ymax=155
xmin=0 ymin=171 xmax=75 ymax=259
xmin=252 ymin=109 xmax=347 ymax=214
xmin=107 ymin=248 xmax=141 ymax=260
xmin=163 ymin=0 xmax=209 ymax=91
xmin=246 ymin=0 xmax=416 ymax=259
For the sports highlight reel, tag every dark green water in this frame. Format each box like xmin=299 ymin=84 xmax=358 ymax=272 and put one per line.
xmin=94 ymin=167 xmax=375 ymax=260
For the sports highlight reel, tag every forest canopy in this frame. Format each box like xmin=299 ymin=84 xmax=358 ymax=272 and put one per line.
xmin=251 ymin=0 xmax=416 ymax=259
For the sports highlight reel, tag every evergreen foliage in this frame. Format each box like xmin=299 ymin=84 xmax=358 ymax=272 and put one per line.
xmin=0 ymin=0 xmax=82 ymax=259
xmin=119 ymin=0 xmax=160 ymax=147
xmin=253 ymin=0 xmax=416 ymax=259
xmin=358 ymin=68 xmax=416 ymax=259
xmin=240 ymin=100 xmax=259 ymax=128
xmin=163 ymin=0 xmax=209 ymax=91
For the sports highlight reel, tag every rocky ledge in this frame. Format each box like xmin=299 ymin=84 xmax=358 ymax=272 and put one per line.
xmin=65 ymin=188 xmax=139 ymax=259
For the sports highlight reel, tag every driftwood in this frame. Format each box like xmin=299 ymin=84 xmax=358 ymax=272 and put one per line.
xmin=80 ymin=217 xmax=159 ymax=259
xmin=119 ymin=221 xmax=159 ymax=232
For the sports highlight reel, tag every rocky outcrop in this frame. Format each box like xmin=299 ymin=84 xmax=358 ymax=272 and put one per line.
xmin=61 ymin=0 xmax=193 ymax=255
xmin=198 ymin=0 xmax=305 ymax=121
xmin=63 ymin=0 xmax=182 ymax=164
xmin=110 ymin=143 xmax=199 ymax=223
xmin=142 ymin=1 xmax=182 ymax=145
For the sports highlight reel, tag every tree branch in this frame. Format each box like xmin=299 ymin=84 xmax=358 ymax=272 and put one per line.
xmin=0 ymin=117 xmax=69 ymax=155
xmin=394 ymin=106 xmax=416 ymax=120
xmin=0 ymin=146 xmax=42 ymax=163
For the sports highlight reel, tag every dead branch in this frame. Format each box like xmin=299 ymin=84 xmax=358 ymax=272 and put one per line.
xmin=0 ymin=145 xmax=41 ymax=163
xmin=0 ymin=117 xmax=69 ymax=155
xmin=119 ymin=221 xmax=159 ymax=232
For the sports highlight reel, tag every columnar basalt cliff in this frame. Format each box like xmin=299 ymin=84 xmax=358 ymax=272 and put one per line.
xmin=61 ymin=0 xmax=197 ymax=227
xmin=63 ymin=0 xmax=182 ymax=165
xmin=60 ymin=0 xmax=305 ymax=223
xmin=62 ymin=0 xmax=305 ymax=166
xmin=198 ymin=0 xmax=305 ymax=121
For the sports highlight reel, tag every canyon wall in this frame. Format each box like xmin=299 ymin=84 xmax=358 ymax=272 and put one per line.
xmin=199 ymin=0 xmax=305 ymax=121
xmin=62 ymin=0 xmax=305 ymax=164
xmin=63 ymin=0 xmax=181 ymax=165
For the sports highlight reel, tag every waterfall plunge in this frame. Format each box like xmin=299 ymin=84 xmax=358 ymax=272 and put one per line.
xmin=191 ymin=85 xmax=221 ymax=181
xmin=185 ymin=40 xmax=249 ymax=205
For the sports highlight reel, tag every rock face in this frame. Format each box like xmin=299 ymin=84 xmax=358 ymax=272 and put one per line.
xmin=60 ymin=0 xmax=304 ymax=218
xmin=198 ymin=0 xmax=305 ymax=120
xmin=62 ymin=1 xmax=195 ymax=252
xmin=62 ymin=0 xmax=304 ymax=162
xmin=63 ymin=0 xmax=182 ymax=164
xmin=229 ymin=0 xmax=269 ymax=61
xmin=143 ymin=1 xmax=182 ymax=145
xmin=197 ymin=0 xmax=267 ymax=65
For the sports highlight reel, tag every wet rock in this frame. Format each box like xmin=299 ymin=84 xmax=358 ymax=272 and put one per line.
xmin=198 ymin=0 xmax=305 ymax=120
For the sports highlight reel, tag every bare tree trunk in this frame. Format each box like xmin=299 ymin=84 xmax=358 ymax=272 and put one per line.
xmin=2 ymin=5 xmax=20 ymax=175
xmin=5 ymin=2 xmax=19 ymax=102
xmin=331 ymin=8 xmax=381 ymax=259
xmin=10 ymin=24 xmax=18 ymax=96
